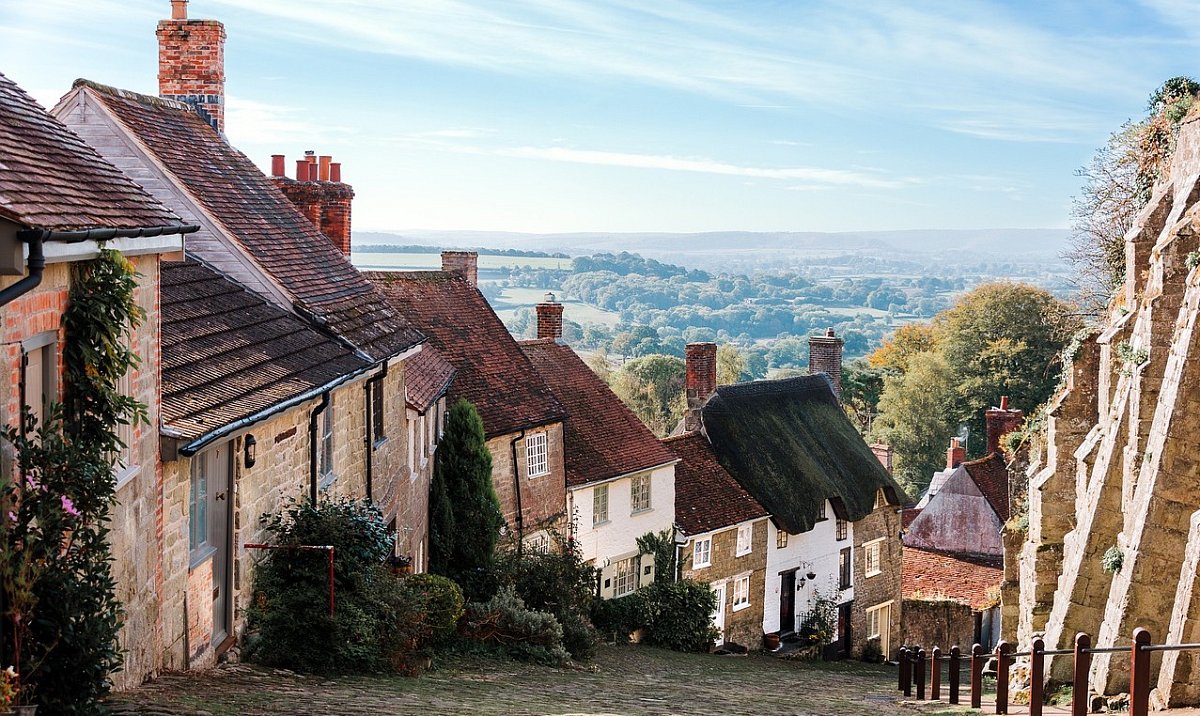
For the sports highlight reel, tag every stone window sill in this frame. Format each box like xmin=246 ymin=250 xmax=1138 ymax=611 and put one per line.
xmin=592 ymin=518 xmax=610 ymax=528
xmin=732 ymin=601 xmax=751 ymax=613
xmin=630 ymin=507 xmax=653 ymax=516
xmin=114 ymin=464 xmax=140 ymax=491
xmin=319 ymin=473 xmax=337 ymax=491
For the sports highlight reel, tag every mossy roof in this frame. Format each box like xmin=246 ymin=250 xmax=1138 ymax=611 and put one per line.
xmin=699 ymin=374 xmax=906 ymax=534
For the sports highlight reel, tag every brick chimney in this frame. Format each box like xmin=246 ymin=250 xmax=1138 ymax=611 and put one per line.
xmin=269 ymin=152 xmax=355 ymax=255
xmin=946 ymin=437 xmax=966 ymax=469
xmin=157 ymin=0 xmax=226 ymax=132
xmin=808 ymin=327 xmax=844 ymax=398
xmin=871 ymin=443 xmax=894 ymax=475
xmin=535 ymin=292 xmax=564 ymax=341
xmin=681 ymin=342 xmax=718 ymax=432
xmin=442 ymin=251 xmax=478 ymax=286
xmin=985 ymin=396 xmax=1024 ymax=457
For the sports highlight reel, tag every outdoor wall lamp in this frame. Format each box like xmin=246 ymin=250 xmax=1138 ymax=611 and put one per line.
xmin=244 ymin=433 xmax=257 ymax=468
xmin=806 ymin=570 xmax=817 ymax=581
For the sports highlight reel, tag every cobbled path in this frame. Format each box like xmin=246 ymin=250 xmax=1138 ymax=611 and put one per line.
xmin=106 ymin=645 xmax=926 ymax=715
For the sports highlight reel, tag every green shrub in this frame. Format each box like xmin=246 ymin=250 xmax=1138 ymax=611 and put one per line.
xmin=590 ymin=592 xmax=648 ymax=643
xmin=1102 ymin=545 xmax=1124 ymax=574
xmin=460 ymin=586 xmax=569 ymax=665
xmin=245 ymin=498 xmax=401 ymax=673
xmin=494 ymin=533 xmax=599 ymax=659
xmin=395 ymin=573 xmax=464 ymax=646
xmin=639 ymin=580 xmax=719 ymax=653
xmin=860 ymin=637 xmax=883 ymax=663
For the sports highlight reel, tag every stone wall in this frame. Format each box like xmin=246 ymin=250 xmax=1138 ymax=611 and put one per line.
xmin=853 ymin=500 xmax=903 ymax=660
xmin=681 ymin=518 xmax=768 ymax=649
xmin=901 ymin=599 xmax=977 ymax=652
xmin=488 ymin=423 xmax=567 ymax=537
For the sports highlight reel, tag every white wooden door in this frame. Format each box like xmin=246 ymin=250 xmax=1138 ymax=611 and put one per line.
xmin=712 ymin=582 xmax=727 ymax=641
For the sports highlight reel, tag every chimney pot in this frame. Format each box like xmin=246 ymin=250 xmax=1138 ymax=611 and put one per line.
xmin=305 ymin=150 xmax=316 ymax=160
xmin=441 ymin=251 xmax=478 ymax=286
xmin=170 ymin=0 xmax=187 ymax=20
xmin=271 ymin=154 xmax=286 ymax=177
xmin=999 ymin=395 xmax=1009 ymax=410
xmin=295 ymin=160 xmax=310 ymax=182
xmin=946 ymin=437 xmax=966 ymax=469
xmin=319 ymin=155 xmax=332 ymax=182
xmin=330 ymin=162 xmax=342 ymax=182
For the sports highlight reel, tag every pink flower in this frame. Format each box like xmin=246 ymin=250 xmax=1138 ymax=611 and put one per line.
xmin=6 ymin=512 xmax=14 ymax=523
xmin=60 ymin=495 xmax=80 ymax=518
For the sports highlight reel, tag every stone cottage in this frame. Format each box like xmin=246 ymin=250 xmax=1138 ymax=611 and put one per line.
xmin=519 ymin=296 xmax=678 ymax=596
xmin=50 ymin=0 xmax=450 ymax=674
xmin=678 ymin=340 xmax=906 ymax=658
xmin=0 ymin=70 xmax=196 ymax=689
xmin=665 ymin=431 xmax=770 ymax=647
xmin=369 ymin=253 xmax=570 ymax=548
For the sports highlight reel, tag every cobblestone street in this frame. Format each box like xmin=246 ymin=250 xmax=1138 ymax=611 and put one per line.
xmin=107 ymin=645 xmax=921 ymax=716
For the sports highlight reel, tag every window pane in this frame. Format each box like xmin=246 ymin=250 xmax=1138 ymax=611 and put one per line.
xmin=593 ymin=485 xmax=608 ymax=525
xmin=526 ymin=432 xmax=549 ymax=477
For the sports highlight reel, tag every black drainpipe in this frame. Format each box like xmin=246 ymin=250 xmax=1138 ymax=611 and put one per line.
xmin=510 ymin=428 xmax=526 ymax=557
xmin=0 ymin=233 xmax=44 ymax=308
xmin=363 ymin=361 xmax=388 ymax=502
xmin=309 ymin=392 xmax=330 ymax=506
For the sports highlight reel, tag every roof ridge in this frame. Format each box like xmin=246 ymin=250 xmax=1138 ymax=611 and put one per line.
xmin=73 ymin=78 xmax=194 ymax=112
xmin=366 ymin=269 xmax=458 ymax=282
xmin=662 ymin=431 xmax=699 ymax=443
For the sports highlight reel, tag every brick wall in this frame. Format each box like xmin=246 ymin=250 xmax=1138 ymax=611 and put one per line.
xmin=488 ymin=423 xmax=567 ymax=536
xmin=156 ymin=17 xmax=226 ymax=131
xmin=852 ymin=500 xmax=903 ymax=660
xmin=681 ymin=519 xmax=768 ymax=649
xmin=272 ymin=178 xmax=355 ymax=256
xmin=900 ymin=599 xmax=976 ymax=652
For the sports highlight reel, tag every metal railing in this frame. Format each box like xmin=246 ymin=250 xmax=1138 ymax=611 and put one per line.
xmin=897 ymin=628 xmax=1200 ymax=716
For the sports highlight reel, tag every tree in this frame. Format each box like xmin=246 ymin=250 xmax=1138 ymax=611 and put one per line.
xmin=716 ymin=344 xmax=746 ymax=386
xmin=868 ymin=322 xmax=938 ymax=374
xmin=841 ymin=358 xmax=885 ymax=436
xmin=1067 ymin=76 xmax=1200 ymax=315
xmin=610 ymin=355 xmax=686 ymax=437
xmin=871 ymin=351 xmax=957 ymax=496
xmin=429 ymin=399 xmax=503 ymax=598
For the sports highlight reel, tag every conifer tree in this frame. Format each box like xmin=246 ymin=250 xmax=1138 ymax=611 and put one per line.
xmin=428 ymin=399 xmax=502 ymax=596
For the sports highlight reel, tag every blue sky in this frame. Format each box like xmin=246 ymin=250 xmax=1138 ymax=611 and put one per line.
xmin=1 ymin=0 xmax=1195 ymax=233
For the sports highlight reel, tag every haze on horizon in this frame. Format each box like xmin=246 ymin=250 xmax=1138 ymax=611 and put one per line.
xmin=1 ymin=0 xmax=1193 ymax=235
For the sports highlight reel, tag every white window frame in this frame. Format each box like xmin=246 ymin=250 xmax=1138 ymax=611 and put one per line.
xmin=527 ymin=532 xmax=550 ymax=554
xmin=867 ymin=601 xmax=893 ymax=639
xmin=693 ymin=537 xmax=712 ymax=568
xmin=735 ymin=523 xmax=753 ymax=556
xmin=21 ymin=332 xmax=58 ymax=434
xmin=188 ymin=451 xmax=211 ymax=566
xmin=732 ymin=574 xmax=751 ymax=611
xmin=319 ymin=401 xmax=335 ymax=487
xmin=525 ymin=432 xmax=549 ymax=477
xmin=875 ymin=489 xmax=887 ymax=509
xmin=592 ymin=484 xmax=609 ymax=526
xmin=630 ymin=473 xmax=651 ymax=513
xmin=613 ymin=556 xmax=638 ymax=597
xmin=864 ymin=538 xmax=884 ymax=577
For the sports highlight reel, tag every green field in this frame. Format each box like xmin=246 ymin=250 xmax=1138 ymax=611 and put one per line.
xmin=491 ymin=287 xmax=621 ymax=328
xmin=351 ymin=252 xmax=571 ymax=271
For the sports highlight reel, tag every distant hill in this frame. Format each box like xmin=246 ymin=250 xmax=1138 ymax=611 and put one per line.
xmin=355 ymin=228 xmax=1070 ymax=267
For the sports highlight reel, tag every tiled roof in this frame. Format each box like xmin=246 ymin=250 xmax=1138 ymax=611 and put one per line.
xmin=404 ymin=344 xmax=456 ymax=412
xmin=665 ymin=432 xmax=769 ymax=535
xmin=902 ymin=546 xmax=1003 ymax=611
xmin=80 ymin=80 xmax=422 ymax=361
xmin=699 ymin=375 xmax=907 ymax=534
xmin=161 ymin=259 xmax=370 ymax=440
xmin=367 ymin=271 xmax=567 ymax=438
xmin=0 ymin=72 xmax=180 ymax=231
xmin=520 ymin=339 xmax=676 ymax=487
xmin=963 ymin=453 xmax=1011 ymax=522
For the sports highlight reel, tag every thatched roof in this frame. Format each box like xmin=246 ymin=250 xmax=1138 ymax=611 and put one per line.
xmin=699 ymin=374 xmax=906 ymax=534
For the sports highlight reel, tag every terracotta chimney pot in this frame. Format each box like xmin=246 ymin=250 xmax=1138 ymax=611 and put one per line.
xmin=319 ymin=155 xmax=332 ymax=182
xmin=330 ymin=162 xmax=342 ymax=182
xmin=295 ymin=160 xmax=310 ymax=182
xmin=171 ymin=0 xmax=187 ymax=20
xmin=271 ymin=154 xmax=286 ymax=177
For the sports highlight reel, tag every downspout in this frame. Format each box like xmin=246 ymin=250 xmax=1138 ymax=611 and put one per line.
xmin=308 ymin=392 xmax=330 ymax=506
xmin=0 ymin=233 xmax=44 ymax=308
xmin=363 ymin=360 xmax=389 ymax=502
xmin=510 ymin=428 xmax=526 ymax=557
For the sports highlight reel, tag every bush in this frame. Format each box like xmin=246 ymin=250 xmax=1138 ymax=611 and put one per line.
xmin=639 ymin=580 xmax=719 ymax=653
xmin=860 ymin=637 xmax=883 ymax=663
xmin=460 ymin=586 xmax=569 ymax=665
xmin=590 ymin=592 xmax=648 ymax=643
xmin=245 ymin=498 xmax=401 ymax=673
xmin=388 ymin=573 xmax=464 ymax=674
xmin=494 ymin=533 xmax=599 ymax=660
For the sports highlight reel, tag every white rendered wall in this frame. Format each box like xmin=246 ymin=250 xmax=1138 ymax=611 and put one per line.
xmin=763 ymin=500 xmax=855 ymax=634
xmin=568 ymin=463 xmax=675 ymax=567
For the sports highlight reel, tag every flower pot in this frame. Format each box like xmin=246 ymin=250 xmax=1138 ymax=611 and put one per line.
xmin=10 ymin=706 xmax=37 ymax=716
xmin=763 ymin=632 xmax=782 ymax=651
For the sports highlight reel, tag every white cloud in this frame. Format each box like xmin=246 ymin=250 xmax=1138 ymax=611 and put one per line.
xmin=224 ymin=96 xmax=350 ymax=145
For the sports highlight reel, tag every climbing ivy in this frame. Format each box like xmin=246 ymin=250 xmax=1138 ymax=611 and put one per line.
xmin=2 ymin=249 xmax=146 ymax=713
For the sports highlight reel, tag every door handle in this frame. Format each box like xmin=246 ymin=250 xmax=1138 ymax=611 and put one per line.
xmin=215 ymin=492 xmax=226 ymax=501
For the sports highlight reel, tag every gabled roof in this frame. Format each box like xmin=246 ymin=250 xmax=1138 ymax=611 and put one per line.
xmin=902 ymin=546 xmax=1002 ymax=611
xmin=962 ymin=453 xmax=1011 ymax=522
xmin=77 ymin=80 xmax=422 ymax=361
xmin=0 ymin=72 xmax=181 ymax=231
xmin=403 ymin=344 xmax=456 ymax=413
xmin=367 ymin=271 xmax=567 ymax=438
xmin=161 ymin=259 xmax=370 ymax=441
xmin=699 ymin=374 xmax=906 ymax=534
xmin=664 ymin=432 xmax=768 ymax=536
xmin=520 ymin=339 xmax=676 ymax=487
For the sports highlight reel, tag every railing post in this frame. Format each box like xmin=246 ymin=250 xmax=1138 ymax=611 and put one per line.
xmin=949 ymin=645 xmax=961 ymax=705
xmin=996 ymin=641 xmax=1012 ymax=714
xmin=1071 ymin=632 xmax=1091 ymax=716
xmin=931 ymin=646 xmax=942 ymax=700
xmin=915 ymin=647 xmax=927 ymax=700
xmin=971 ymin=643 xmax=984 ymax=709
xmin=1030 ymin=637 xmax=1045 ymax=716
xmin=900 ymin=646 xmax=911 ymax=695
xmin=1130 ymin=628 xmax=1151 ymax=716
